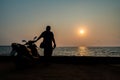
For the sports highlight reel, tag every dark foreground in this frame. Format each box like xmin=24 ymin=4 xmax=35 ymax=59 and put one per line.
xmin=0 ymin=56 xmax=120 ymax=80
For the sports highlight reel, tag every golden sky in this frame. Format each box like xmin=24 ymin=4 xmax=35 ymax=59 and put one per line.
xmin=0 ymin=0 xmax=120 ymax=46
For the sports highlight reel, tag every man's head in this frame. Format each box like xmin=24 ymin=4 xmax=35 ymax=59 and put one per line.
xmin=46 ymin=25 xmax=51 ymax=31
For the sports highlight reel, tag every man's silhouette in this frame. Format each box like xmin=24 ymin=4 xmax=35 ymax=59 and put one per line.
xmin=35 ymin=26 xmax=56 ymax=57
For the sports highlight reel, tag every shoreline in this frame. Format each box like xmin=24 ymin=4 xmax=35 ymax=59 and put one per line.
xmin=0 ymin=56 xmax=120 ymax=64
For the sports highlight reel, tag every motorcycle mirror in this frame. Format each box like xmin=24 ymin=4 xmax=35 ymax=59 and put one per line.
xmin=22 ymin=40 xmax=27 ymax=42
xmin=33 ymin=36 xmax=37 ymax=40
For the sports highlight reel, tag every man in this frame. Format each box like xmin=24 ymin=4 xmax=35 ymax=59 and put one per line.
xmin=35 ymin=25 xmax=56 ymax=56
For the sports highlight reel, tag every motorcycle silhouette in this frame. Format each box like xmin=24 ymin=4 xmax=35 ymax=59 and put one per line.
xmin=10 ymin=36 xmax=40 ymax=68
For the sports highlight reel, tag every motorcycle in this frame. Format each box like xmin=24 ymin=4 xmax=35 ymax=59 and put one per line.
xmin=10 ymin=36 xmax=40 ymax=68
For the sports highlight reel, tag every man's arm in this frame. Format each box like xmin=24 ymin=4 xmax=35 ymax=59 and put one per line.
xmin=35 ymin=32 xmax=43 ymax=42
xmin=52 ymin=33 xmax=56 ymax=49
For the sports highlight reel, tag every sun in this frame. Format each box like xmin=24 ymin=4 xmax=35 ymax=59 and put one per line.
xmin=79 ymin=29 xmax=85 ymax=35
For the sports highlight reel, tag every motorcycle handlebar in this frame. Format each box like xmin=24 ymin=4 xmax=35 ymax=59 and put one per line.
xmin=25 ymin=40 xmax=36 ymax=45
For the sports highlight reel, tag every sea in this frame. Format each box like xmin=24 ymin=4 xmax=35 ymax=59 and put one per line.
xmin=0 ymin=46 xmax=120 ymax=57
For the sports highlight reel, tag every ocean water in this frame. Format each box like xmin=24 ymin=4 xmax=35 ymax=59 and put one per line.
xmin=0 ymin=46 xmax=120 ymax=57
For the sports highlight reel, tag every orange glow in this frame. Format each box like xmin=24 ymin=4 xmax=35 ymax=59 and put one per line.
xmin=79 ymin=29 xmax=85 ymax=35
xmin=75 ymin=24 xmax=87 ymax=36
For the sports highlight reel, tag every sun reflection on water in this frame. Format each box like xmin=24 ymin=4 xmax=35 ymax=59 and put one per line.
xmin=78 ymin=46 xmax=89 ymax=56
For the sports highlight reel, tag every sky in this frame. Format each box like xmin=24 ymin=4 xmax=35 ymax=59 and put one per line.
xmin=0 ymin=0 xmax=120 ymax=47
